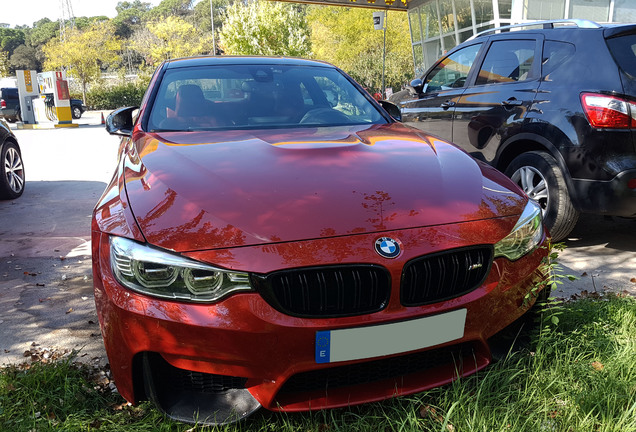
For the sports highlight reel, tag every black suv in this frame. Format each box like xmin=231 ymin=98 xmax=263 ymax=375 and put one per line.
xmin=0 ymin=88 xmax=20 ymax=122
xmin=0 ymin=87 xmax=87 ymax=122
xmin=391 ymin=19 xmax=636 ymax=240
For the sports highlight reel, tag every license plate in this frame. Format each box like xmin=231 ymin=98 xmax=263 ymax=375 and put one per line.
xmin=315 ymin=309 xmax=467 ymax=364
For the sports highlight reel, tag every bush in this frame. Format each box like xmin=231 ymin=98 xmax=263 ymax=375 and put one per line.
xmin=86 ymin=81 xmax=148 ymax=110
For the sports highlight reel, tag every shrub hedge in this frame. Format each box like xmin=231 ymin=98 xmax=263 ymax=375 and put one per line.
xmin=84 ymin=81 xmax=148 ymax=110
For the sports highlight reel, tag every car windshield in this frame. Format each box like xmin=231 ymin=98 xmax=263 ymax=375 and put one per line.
xmin=147 ymin=64 xmax=387 ymax=131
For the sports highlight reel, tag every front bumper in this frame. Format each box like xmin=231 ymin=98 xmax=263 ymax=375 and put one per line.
xmin=92 ymin=219 xmax=547 ymax=422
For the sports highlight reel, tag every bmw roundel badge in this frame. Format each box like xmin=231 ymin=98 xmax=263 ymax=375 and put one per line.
xmin=374 ymin=237 xmax=401 ymax=259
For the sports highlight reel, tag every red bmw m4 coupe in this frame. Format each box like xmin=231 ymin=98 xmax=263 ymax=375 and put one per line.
xmin=93 ymin=56 xmax=548 ymax=425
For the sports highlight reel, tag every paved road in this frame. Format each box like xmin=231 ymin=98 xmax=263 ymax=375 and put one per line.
xmin=0 ymin=112 xmax=118 ymax=365
xmin=0 ymin=113 xmax=634 ymax=366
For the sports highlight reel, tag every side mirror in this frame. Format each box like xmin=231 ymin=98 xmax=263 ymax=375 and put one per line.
xmin=106 ymin=106 xmax=138 ymax=137
xmin=407 ymin=78 xmax=424 ymax=97
xmin=379 ymin=100 xmax=402 ymax=122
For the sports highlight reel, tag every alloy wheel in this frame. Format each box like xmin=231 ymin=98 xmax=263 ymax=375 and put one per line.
xmin=511 ymin=166 xmax=549 ymax=216
xmin=4 ymin=146 xmax=24 ymax=194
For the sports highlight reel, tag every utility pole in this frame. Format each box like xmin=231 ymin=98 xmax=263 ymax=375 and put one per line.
xmin=210 ymin=0 xmax=216 ymax=55
xmin=59 ymin=0 xmax=75 ymax=42
xmin=382 ymin=11 xmax=387 ymax=99
xmin=373 ymin=10 xmax=387 ymax=99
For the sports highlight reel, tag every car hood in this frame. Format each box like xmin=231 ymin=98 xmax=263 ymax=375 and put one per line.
xmin=122 ymin=123 xmax=526 ymax=252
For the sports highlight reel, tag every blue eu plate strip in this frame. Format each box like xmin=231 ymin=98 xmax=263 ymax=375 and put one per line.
xmin=315 ymin=331 xmax=331 ymax=363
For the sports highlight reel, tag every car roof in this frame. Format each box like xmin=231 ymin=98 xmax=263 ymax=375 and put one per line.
xmin=164 ymin=56 xmax=334 ymax=70
xmin=470 ymin=19 xmax=636 ymax=41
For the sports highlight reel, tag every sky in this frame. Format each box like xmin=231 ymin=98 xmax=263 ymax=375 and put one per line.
xmin=1 ymin=0 xmax=166 ymax=28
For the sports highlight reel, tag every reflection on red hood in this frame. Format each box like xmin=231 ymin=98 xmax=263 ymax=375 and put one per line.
xmin=122 ymin=123 xmax=526 ymax=252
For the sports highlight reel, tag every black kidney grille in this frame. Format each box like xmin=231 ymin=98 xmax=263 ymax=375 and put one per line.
xmin=253 ymin=265 xmax=391 ymax=317
xmin=401 ymin=246 xmax=493 ymax=306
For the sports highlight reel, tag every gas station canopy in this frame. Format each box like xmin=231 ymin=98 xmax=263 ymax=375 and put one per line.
xmin=274 ymin=0 xmax=407 ymax=10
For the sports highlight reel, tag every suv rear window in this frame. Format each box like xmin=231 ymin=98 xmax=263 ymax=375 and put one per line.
xmin=606 ymin=34 xmax=636 ymax=77
xmin=1 ymin=88 xmax=18 ymax=99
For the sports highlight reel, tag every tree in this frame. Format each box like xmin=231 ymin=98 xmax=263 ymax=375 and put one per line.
xmin=113 ymin=1 xmax=153 ymax=38
xmin=0 ymin=28 xmax=26 ymax=58
xmin=131 ymin=16 xmax=213 ymax=67
xmin=27 ymin=19 xmax=59 ymax=47
xmin=308 ymin=6 xmax=412 ymax=94
xmin=192 ymin=0 xmax=234 ymax=34
xmin=74 ymin=16 xmax=111 ymax=30
xmin=43 ymin=22 xmax=121 ymax=102
xmin=146 ymin=0 xmax=194 ymax=20
xmin=0 ymin=51 xmax=9 ymax=77
xmin=219 ymin=0 xmax=311 ymax=57
xmin=9 ymin=44 xmax=41 ymax=71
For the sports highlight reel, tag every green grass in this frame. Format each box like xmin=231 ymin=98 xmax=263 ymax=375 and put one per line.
xmin=1 ymin=294 xmax=635 ymax=432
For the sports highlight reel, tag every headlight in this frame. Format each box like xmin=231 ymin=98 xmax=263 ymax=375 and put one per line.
xmin=494 ymin=200 xmax=544 ymax=261
xmin=110 ymin=236 xmax=252 ymax=302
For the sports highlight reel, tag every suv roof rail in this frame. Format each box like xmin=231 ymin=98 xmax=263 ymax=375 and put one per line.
xmin=468 ymin=19 xmax=601 ymax=40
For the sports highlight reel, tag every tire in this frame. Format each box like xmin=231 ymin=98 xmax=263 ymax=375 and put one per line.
xmin=505 ymin=151 xmax=579 ymax=241
xmin=0 ymin=141 xmax=25 ymax=199
xmin=72 ymin=106 xmax=82 ymax=119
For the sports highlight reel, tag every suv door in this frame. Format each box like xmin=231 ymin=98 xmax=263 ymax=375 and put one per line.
xmin=452 ymin=37 xmax=542 ymax=163
xmin=398 ymin=43 xmax=483 ymax=142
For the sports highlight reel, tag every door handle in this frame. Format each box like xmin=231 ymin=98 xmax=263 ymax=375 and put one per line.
xmin=501 ymin=98 xmax=523 ymax=107
xmin=440 ymin=100 xmax=456 ymax=110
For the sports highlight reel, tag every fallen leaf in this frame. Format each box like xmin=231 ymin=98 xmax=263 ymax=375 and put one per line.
xmin=581 ymin=272 xmax=588 ymax=277
xmin=591 ymin=361 xmax=604 ymax=371
xmin=419 ymin=405 xmax=444 ymax=422
xmin=66 ymin=308 xmax=73 ymax=314
xmin=630 ymin=278 xmax=636 ymax=283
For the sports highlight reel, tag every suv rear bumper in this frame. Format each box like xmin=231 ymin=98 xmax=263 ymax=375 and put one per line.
xmin=571 ymin=169 xmax=636 ymax=217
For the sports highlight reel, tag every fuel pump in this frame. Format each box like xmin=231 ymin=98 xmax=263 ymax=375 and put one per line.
xmin=37 ymin=71 xmax=76 ymax=127
xmin=16 ymin=70 xmax=39 ymax=124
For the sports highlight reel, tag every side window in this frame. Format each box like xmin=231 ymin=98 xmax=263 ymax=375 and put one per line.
xmin=475 ymin=40 xmax=536 ymax=85
xmin=542 ymin=40 xmax=575 ymax=77
xmin=424 ymin=43 xmax=482 ymax=92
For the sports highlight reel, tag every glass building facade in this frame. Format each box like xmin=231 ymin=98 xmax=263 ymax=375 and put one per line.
xmin=408 ymin=0 xmax=636 ymax=75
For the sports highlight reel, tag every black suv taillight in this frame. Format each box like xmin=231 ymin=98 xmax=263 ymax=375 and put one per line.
xmin=0 ymin=99 xmax=5 ymax=109
xmin=581 ymin=92 xmax=636 ymax=129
